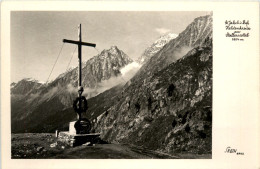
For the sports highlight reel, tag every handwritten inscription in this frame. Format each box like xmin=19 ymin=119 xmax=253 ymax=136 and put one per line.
xmin=225 ymin=146 xmax=244 ymax=155
xmin=225 ymin=20 xmax=251 ymax=41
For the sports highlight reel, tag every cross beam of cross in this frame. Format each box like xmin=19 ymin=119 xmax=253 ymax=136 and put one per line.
xmin=63 ymin=24 xmax=96 ymax=88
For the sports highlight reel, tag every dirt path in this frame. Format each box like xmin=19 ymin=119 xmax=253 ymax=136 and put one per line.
xmin=53 ymin=144 xmax=163 ymax=159
xmin=11 ymin=133 xmax=210 ymax=159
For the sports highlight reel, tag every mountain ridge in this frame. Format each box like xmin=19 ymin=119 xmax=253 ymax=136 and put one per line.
xmin=133 ymin=14 xmax=212 ymax=83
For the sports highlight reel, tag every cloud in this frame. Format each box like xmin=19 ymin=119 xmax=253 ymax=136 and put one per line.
xmin=167 ymin=46 xmax=193 ymax=63
xmin=155 ymin=28 xmax=171 ymax=35
xmin=91 ymin=62 xmax=141 ymax=97
xmin=174 ymin=46 xmax=193 ymax=60
xmin=120 ymin=62 xmax=141 ymax=81
xmin=40 ymin=86 xmax=59 ymax=102
xmin=65 ymin=62 xmax=142 ymax=99
xmin=67 ymin=83 xmax=78 ymax=93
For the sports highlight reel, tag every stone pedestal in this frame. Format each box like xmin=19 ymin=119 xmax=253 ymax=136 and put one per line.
xmin=74 ymin=118 xmax=91 ymax=134
xmin=69 ymin=121 xmax=77 ymax=134
xmin=57 ymin=121 xmax=100 ymax=147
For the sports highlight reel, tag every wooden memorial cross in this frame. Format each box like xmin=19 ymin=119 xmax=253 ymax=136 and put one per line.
xmin=63 ymin=24 xmax=96 ymax=120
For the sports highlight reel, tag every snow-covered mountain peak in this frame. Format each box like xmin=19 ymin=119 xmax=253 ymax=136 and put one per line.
xmin=154 ymin=33 xmax=178 ymax=44
xmin=137 ymin=32 xmax=178 ymax=64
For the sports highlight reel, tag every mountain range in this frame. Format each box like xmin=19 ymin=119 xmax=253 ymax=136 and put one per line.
xmin=11 ymin=14 xmax=213 ymax=155
xmin=11 ymin=46 xmax=133 ymax=132
xmin=90 ymin=14 xmax=212 ymax=154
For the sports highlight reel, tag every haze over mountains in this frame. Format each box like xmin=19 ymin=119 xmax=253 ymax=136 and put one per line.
xmin=11 ymin=45 xmax=134 ymax=132
xmin=11 ymin=14 xmax=212 ymax=155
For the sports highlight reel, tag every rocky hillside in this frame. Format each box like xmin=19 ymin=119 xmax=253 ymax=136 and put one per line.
xmin=93 ymin=44 xmax=212 ymax=155
xmin=87 ymin=14 xmax=213 ymax=155
xmin=137 ymin=33 xmax=178 ymax=64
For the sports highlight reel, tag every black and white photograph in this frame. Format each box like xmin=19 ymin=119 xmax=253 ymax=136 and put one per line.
xmin=1 ymin=1 xmax=259 ymax=169
xmin=10 ymin=11 xmax=212 ymax=159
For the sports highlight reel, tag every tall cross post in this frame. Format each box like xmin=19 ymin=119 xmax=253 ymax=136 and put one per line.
xmin=63 ymin=24 xmax=96 ymax=120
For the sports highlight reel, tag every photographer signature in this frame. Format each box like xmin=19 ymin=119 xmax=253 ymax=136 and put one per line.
xmin=225 ymin=146 xmax=244 ymax=155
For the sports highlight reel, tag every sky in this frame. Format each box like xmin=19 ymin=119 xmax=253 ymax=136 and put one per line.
xmin=11 ymin=11 xmax=209 ymax=83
